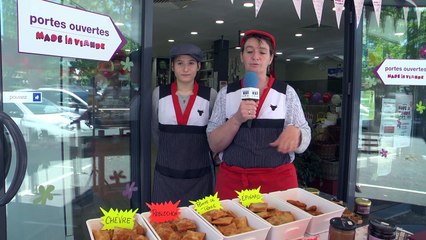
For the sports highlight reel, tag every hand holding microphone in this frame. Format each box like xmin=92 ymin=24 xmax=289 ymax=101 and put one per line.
xmin=241 ymin=72 xmax=260 ymax=128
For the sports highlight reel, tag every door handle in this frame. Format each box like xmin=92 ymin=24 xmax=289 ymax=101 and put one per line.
xmin=1 ymin=121 xmax=12 ymax=187
xmin=0 ymin=112 xmax=27 ymax=206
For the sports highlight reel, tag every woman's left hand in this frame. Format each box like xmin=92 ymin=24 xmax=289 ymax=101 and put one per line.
xmin=269 ymin=125 xmax=301 ymax=153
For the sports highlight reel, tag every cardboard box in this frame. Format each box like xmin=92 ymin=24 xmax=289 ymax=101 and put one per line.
xmin=141 ymin=207 xmax=223 ymax=240
xmin=233 ymin=194 xmax=312 ymax=240
xmin=269 ymin=188 xmax=345 ymax=235
xmin=190 ymin=199 xmax=271 ymax=240
xmin=86 ymin=214 xmax=157 ymax=240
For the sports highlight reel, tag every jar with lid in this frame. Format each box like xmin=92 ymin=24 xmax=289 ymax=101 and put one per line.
xmin=368 ymin=219 xmax=396 ymax=240
xmin=329 ymin=217 xmax=356 ymax=240
xmin=355 ymin=197 xmax=371 ymax=216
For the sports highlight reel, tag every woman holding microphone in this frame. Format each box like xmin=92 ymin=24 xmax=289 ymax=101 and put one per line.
xmin=207 ymin=30 xmax=311 ymax=199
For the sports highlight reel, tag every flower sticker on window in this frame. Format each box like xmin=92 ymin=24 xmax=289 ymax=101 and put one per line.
xmin=380 ymin=148 xmax=388 ymax=158
xmin=121 ymin=56 xmax=134 ymax=72
xmin=416 ymin=100 xmax=425 ymax=114
xmin=110 ymin=170 xmax=126 ymax=184
xmin=33 ymin=185 xmax=55 ymax=205
xmin=122 ymin=182 xmax=138 ymax=200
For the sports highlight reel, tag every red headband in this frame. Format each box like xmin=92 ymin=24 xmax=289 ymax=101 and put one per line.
xmin=240 ymin=30 xmax=276 ymax=52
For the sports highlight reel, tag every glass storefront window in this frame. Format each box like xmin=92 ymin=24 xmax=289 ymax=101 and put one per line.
xmin=356 ymin=4 xmax=426 ymax=230
xmin=1 ymin=0 xmax=142 ymax=239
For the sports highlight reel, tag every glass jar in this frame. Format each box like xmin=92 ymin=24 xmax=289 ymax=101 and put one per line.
xmin=329 ymin=217 xmax=356 ymax=240
xmin=355 ymin=197 xmax=371 ymax=216
xmin=368 ymin=219 xmax=396 ymax=240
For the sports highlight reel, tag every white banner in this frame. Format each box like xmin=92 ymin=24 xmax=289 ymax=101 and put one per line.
xmin=17 ymin=0 xmax=126 ymax=61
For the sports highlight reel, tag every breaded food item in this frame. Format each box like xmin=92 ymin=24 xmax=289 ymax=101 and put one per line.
xmin=256 ymin=211 xmax=273 ymax=219
xmin=208 ymin=209 xmax=230 ymax=220
xmin=181 ymin=230 xmax=206 ymax=240
xmin=133 ymin=235 xmax=149 ymax=240
xmin=245 ymin=201 xmax=296 ymax=226
xmin=92 ymin=217 xmax=150 ymax=240
xmin=152 ymin=218 xmax=207 ymax=240
xmin=133 ymin=220 xmax=146 ymax=235
xmin=232 ymin=217 xmax=249 ymax=229
xmin=202 ymin=209 xmax=254 ymax=236
xmin=248 ymin=202 xmax=268 ymax=213
xmin=156 ymin=227 xmax=180 ymax=240
xmin=286 ymin=199 xmax=307 ymax=209
xmin=266 ymin=212 xmax=295 ymax=225
xmin=236 ymin=226 xmax=254 ymax=234
xmin=287 ymin=199 xmax=324 ymax=216
xmin=212 ymin=216 xmax=234 ymax=225
xmin=175 ymin=218 xmax=197 ymax=232
xmin=92 ymin=229 xmax=111 ymax=240
xmin=112 ymin=227 xmax=135 ymax=240
xmin=217 ymin=222 xmax=238 ymax=236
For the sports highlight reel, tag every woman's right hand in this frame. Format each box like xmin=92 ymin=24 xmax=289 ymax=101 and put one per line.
xmin=234 ymin=100 xmax=258 ymax=124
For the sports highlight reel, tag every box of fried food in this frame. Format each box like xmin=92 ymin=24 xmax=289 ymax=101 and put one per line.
xmin=86 ymin=213 xmax=157 ymax=240
xmin=269 ymin=188 xmax=345 ymax=235
xmin=189 ymin=199 xmax=271 ymax=240
xmin=141 ymin=207 xmax=223 ymax=240
xmin=233 ymin=194 xmax=313 ymax=240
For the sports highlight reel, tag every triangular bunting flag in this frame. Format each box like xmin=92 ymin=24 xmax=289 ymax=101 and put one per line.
xmin=230 ymin=0 xmax=234 ymax=4
xmin=416 ymin=7 xmax=422 ymax=28
xmin=312 ymin=0 xmax=324 ymax=26
xmin=255 ymin=0 xmax=264 ymax=18
xmin=333 ymin=0 xmax=345 ymax=29
xmin=405 ymin=0 xmax=417 ymax=7
xmin=292 ymin=0 xmax=302 ymax=19
xmin=354 ymin=0 xmax=364 ymax=29
xmin=403 ymin=7 xmax=409 ymax=25
xmin=372 ymin=0 xmax=382 ymax=27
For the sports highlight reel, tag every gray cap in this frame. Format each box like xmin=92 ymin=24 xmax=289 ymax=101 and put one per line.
xmin=170 ymin=43 xmax=203 ymax=62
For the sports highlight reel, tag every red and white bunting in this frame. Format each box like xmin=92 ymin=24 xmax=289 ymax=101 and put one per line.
xmin=255 ymin=0 xmax=264 ymax=18
xmin=227 ymin=0 xmax=424 ymax=30
xmin=312 ymin=0 xmax=324 ymax=26
xmin=333 ymin=0 xmax=345 ymax=29
xmin=372 ymin=0 xmax=382 ymax=26
xmin=354 ymin=0 xmax=364 ymax=29
xmin=292 ymin=0 xmax=302 ymax=19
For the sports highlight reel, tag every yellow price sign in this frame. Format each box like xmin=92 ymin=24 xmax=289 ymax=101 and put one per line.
xmin=100 ymin=208 xmax=139 ymax=230
xmin=236 ymin=187 xmax=263 ymax=207
xmin=190 ymin=192 xmax=222 ymax=215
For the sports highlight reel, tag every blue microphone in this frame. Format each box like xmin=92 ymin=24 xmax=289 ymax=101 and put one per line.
xmin=241 ymin=72 xmax=259 ymax=128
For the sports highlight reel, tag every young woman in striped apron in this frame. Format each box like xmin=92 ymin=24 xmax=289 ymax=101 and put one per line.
xmin=152 ymin=43 xmax=217 ymax=206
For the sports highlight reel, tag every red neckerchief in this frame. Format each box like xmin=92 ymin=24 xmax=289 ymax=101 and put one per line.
xmin=241 ymin=75 xmax=275 ymax=118
xmin=171 ymin=81 xmax=199 ymax=125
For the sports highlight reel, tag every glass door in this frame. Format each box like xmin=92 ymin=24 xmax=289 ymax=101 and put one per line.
xmin=1 ymin=0 xmax=144 ymax=239
xmin=356 ymin=1 xmax=426 ymax=232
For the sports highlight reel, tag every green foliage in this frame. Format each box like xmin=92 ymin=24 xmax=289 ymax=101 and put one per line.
xmin=294 ymin=150 xmax=322 ymax=187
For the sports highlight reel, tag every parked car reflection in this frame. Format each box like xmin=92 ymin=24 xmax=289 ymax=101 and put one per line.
xmin=18 ymin=87 xmax=130 ymax=129
xmin=3 ymin=98 xmax=91 ymax=142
